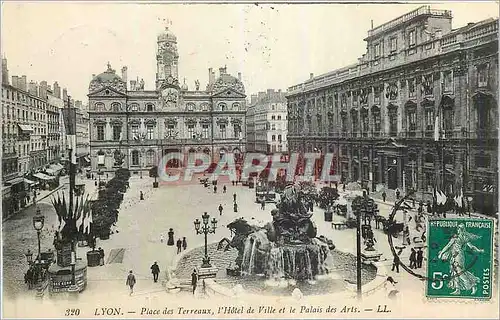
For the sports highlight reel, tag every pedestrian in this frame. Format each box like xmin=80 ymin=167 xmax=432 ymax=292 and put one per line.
xmin=233 ymin=193 xmax=237 ymax=202
xmin=261 ymin=199 xmax=266 ymax=210
xmin=232 ymin=180 xmax=235 ymax=186
xmin=167 ymin=228 xmax=175 ymax=246
xmin=218 ymin=204 xmax=223 ymax=216
xmin=182 ymin=237 xmax=187 ymax=251
xmin=233 ymin=202 xmax=238 ymax=213
xmin=416 ymin=248 xmax=423 ymax=268
xmin=191 ymin=269 xmax=198 ymax=295
xmin=95 ymin=180 xmax=97 ymax=186
xmin=126 ymin=270 xmax=136 ymax=296
xmin=391 ymin=254 xmax=400 ymax=273
xmin=98 ymin=247 xmax=105 ymax=266
xmin=150 ymin=262 xmax=160 ymax=283
xmin=395 ymin=189 xmax=400 ymax=200
xmin=214 ymin=185 xmax=217 ymax=193
xmin=223 ymin=185 xmax=227 ymax=193
xmin=409 ymin=248 xmax=417 ymax=269
xmin=403 ymin=226 xmax=410 ymax=245
xmin=176 ymin=238 xmax=182 ymax=254
xmin=382 ymin=191 xmax=387 ymax=202
xmin=160 ymin=233 xmax=165 ymax=244
xmin=140 ymin=191 xmax=144 ymax=200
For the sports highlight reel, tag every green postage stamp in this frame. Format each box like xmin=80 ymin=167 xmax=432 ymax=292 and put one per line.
xmin=426 ymin=218 xmax=494 ymax=299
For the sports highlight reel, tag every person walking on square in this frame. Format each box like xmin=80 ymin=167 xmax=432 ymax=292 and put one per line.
xmin=191 ymin=269 xmax=198 ymax=295
xmin=167 ymin=228 xmax=175 ymax=246
xmin=233 ymin=202 xmax=238 ymax=213
xmin=218 ymin=204 xmax=223 ymax=216
xmin=140 ymin=190 xmax=144 ymax=200
xmin=176 ymin=238 xmax=182 ymax=254
xmin=126 ymin=270 xmax=136 ymax=296
xmin=382 ymin=191 xmax=387 ymax=202
xmin=182 ymin=237 xmax=187 ymax=251
xmin=98 ymin=247 xmax=105 ymax=266
xmin=233 ymin=193 xmax=237 ymax=202
xmin=214 ymin=185 xmax=217 ymax=193
xmin=391 ymin=253 xmax=400 ymax=273
xmin=416 ymin=248 xmax=424 ymax=268
xmin=409 ymin=248 xmax=417 ymax=269
xmin=395 ymin=188 xmax=400 ymax=200
xmin=150 ymin=262 xmax=160 ymax=283
xmin=223 ymin=185 xmax=227 ymax=193
xmin=261 ymin=199 xmax=266 ymax=210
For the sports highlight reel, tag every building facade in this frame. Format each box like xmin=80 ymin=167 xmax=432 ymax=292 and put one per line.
xmin=286 ymin=6 xmax=498 ymax=214
xmin=246 ymin=89 xmax=288 ymax=153
xmin=87 ymin=27 xmax=247 ymax=174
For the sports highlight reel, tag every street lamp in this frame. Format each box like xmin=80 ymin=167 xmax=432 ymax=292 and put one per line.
xmin=32 ymin=208 xmax=45 ymax=263
xmin=194 ymin=212 xmax=217 ymax=268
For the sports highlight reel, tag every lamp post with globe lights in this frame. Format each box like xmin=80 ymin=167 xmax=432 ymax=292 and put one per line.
xmin=194 ymin=212 xmax=217 ymax=268
xmin=32 ymin=208 xmax=45 ymax=263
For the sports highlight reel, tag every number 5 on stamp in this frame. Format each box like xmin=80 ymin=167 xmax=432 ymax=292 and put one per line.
xmin=426 ymin=218 xmax=494 ymax=299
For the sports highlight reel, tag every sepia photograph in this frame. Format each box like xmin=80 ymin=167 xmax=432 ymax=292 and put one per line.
xmin=1 ymin=1 xmax=498 ymax=318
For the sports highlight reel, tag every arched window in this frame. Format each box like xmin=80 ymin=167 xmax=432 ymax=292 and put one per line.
xmin=131 ymin=150 xmax=140 ymax=166
xmin=232 ymin=103 xmax=240 ymax=110
xmin=129 ymin=103 xmax=139 ymax=112
xmin=111 ymin=102 xmax=121 ymax=112
xmin=95 ymin=102 xmax=104 ymax=111
xmin=219 ymin=103 xmax=227 ymax=111
xmin=186 ymin=103 xmax=195 ymax=112
xmin=146 ymin=103 xmax=154 ymax=112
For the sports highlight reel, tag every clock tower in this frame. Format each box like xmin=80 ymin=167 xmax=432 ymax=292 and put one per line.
xmin=156 ymin=26 xmax=179 ymax=90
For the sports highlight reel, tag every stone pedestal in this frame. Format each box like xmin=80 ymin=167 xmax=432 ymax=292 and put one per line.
xmin=47 ymin=260 xmax=87 ymax=293
xmin=361 ymin=250 xmax=383 ymax=263
xmin=197 ymin=266 xmax=218 ymax=279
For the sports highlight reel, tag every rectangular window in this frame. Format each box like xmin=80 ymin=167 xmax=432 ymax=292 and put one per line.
xmin=443 ymin=70 xmax=453 ymax=93
xmin=132 ymin=151 xmax=139 ymax=166
xmin=147 ymin=125 xmax=154 ymax=140
xmin=97 ymin=125 xmax=105 ymax=141
xmin=167 ymin=124 xmax=175 ymax=137
xmin=374 ymin=43 xmax=381 ymax=58
xmin=220 ymin=124 xmax=226 ymax=139
xmin=272 ymin=135 xmax=276 ymax=141
xmin=408 ymin=110 xmax=417 ymax=131
xmin=202 ymin=124 xmax=209 ymax=138
xmin=425 ymin=109 xmax=434 ymax=130
xmin=390 ymin=37 xmax=397 ymax=53
xmin=477 ymin=65 xmax=488 ymax=87
xmin=408 ymin=78 xmax=416 ymax=98
xmin=271 ymin=124 xmax=276 ymax=130
xmin=278 ymin=134 xmax=282 ymax=142
xmin=131 ymin=125 xmax=139 ymax=139
xmin=113 ymin=125 xmax=121 ymax=141
xmin=389 ymin=111 xmax=397 ymax=136
xmin=233 ymin=124 xmax=241 ymax=138
xmin=373 ymin=87 xmax=381 ymax=105
xmin=408 ymin=29 xmax=416 ymax=47
xmin=187 ymin=124 xmax=195 ymax=139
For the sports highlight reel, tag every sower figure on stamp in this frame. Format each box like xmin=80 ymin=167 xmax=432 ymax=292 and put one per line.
xmin=437 ymin=223 xmax=484 ymax=295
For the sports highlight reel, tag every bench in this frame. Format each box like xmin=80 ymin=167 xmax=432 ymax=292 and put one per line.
xmin=332 ymin=222 xmax=347 ymax=230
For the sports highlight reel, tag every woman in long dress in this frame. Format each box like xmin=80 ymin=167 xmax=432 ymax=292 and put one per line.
xmin=437 ymin=223 xmax=484 ymax=295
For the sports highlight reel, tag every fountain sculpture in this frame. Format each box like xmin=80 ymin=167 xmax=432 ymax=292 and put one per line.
xmin=223 ymin=184 xmax=333 ymax=282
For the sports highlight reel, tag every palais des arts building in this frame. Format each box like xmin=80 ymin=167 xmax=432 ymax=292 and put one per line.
xmin=286 ymin=6 xmax=498 ymax=215
xmin=87 ymin=27 xmax=246 ymax=175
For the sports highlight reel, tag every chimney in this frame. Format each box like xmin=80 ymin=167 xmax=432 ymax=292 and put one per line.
xmin=2 ymin=58 xmax=9 ymax=85
xmin=121 ymin=66 xmax=128 ymax=86
xmin=12 ymin=76 xmax=19 ymax=89
xmin=28 ymin=81 xmax=38 ymax=96
xmin=39 ymin=81 xmax=48 ymax=99
xmin=53 ymin=81 xmax=61 ymax=98
xmin=62 ymin=88 xmax=68 ymax=101
xmin=309 ymin=73 xmax=314 ymax=80
xmin=238 ymin=72 xmax=241 ymax=81
xmin=20 ymin=75 xmax=27 ymax=91
xmin=208 ymin=68 xmax=215 ymax=85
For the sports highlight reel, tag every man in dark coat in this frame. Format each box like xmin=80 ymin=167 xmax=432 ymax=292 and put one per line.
xmin=98 ymin=247 xmax=105 ymax=266
xmin=176 ymin=239 xmax=182 ymax=254
xmin=391 ymin=254 xmax=400 ymax=273
xmin=126 ymin=270 xmax=136 ymax=295
xmin=150 ymin=262 xmax=160 ymax=282
xmin=182 ymin=237 xmax=187 ymax=251
xmin=191 ymin=269 xmax=198 ymax=295
xmin=218 ymin=204 xmax=223 ymax=216
xmin=416 ymin=248 xmax=424 ymax=268
xmin=409 ymin=248 xmax=417 ymax=269
xmin=233 ymin=202 xmax=238 ymax=213
xmin=233 ymin=193 xmax=237 ymax=202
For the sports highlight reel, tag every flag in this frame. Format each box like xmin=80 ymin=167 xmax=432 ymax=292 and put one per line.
xmin=86 ymin=210 xmax=93 ymax=234
xmin=58 ymin=219 xmax=66 ymax=233
xmin=433 ymin=115 xmax=440 ymax=141
xmin=437 ymin=190 xmax=447 ymax=206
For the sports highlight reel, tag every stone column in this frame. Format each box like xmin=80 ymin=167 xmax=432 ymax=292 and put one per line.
xmin=348 ymin=145 xmax=353 ymax=182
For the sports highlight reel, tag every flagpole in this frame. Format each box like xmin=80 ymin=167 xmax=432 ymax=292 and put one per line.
xmin=67 ymin=96 xmax=77 ymax=286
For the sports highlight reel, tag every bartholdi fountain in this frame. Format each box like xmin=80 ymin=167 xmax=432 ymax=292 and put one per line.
xmin=224 ymin=184 xmax=334 ymax=283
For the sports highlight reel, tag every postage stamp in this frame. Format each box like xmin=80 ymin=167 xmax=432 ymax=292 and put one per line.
xmin=426 ymin=218 xmax=494 ymax=299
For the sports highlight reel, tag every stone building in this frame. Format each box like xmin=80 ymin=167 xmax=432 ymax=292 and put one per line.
xmin=246 ymin=89 xmax=288 ymax=153
xmin=75 ymin=100 xmax=90 ymax=167
xmin=87 ymin=27 xmax=247 ymax=175
xmin=286 ymin=6 xmax=498 ymax=214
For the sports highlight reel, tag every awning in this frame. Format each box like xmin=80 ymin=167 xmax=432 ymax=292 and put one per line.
xmin=33 ymin=172 xmax=54 ymax=180
xmin=18 ymin=124 xmax=33 ymax=132
xmin=45 ymin=168 xmax=57 ymax=175
xmin=24 ymin=178 xmax=38 ymax=185
xmin=45 ymin=164 xmax=64 ymax=175
xmin=5 ymin=177 xmax=24 ymax=185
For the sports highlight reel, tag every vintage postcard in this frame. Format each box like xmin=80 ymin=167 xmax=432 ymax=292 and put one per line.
xmin=1 ymin=1 xmax=498 ymax=319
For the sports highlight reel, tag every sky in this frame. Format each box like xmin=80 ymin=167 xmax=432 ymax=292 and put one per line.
xmin=1 ymin=1 xmax=498 ymax=102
